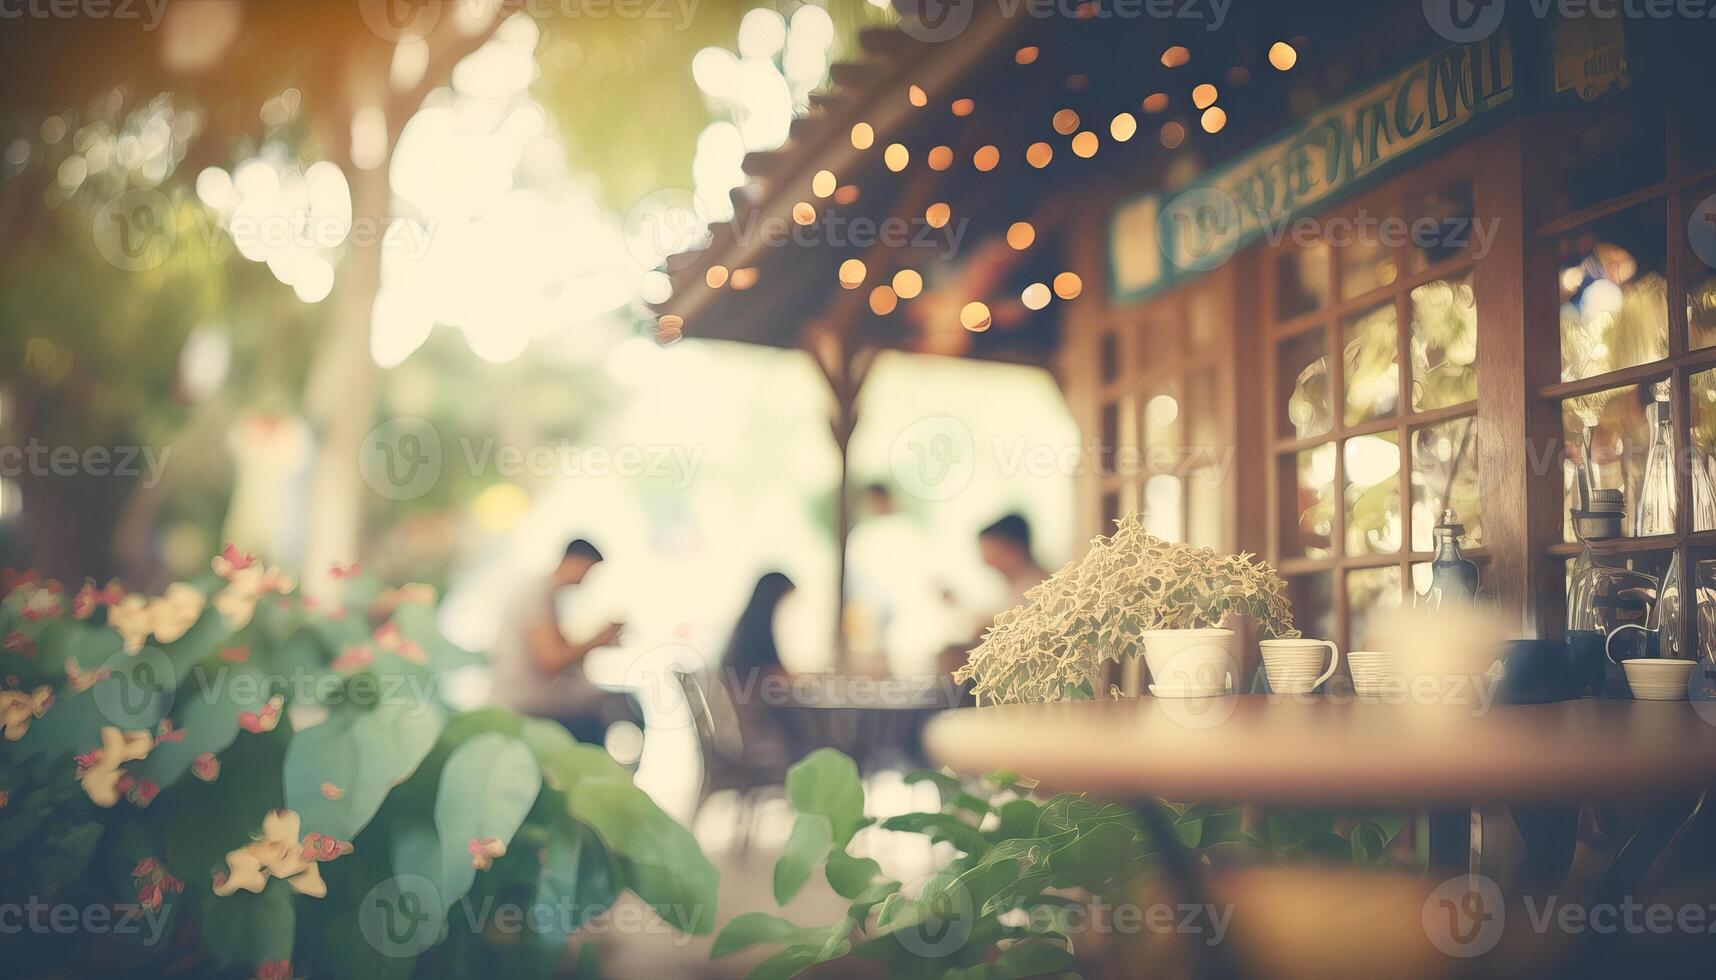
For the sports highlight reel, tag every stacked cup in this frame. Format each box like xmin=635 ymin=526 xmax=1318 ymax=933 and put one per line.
xmin=1259 ymin=638 xmax=1340 ymax=695
xmin=1347 ymin=651 xmax=1402 ymax=698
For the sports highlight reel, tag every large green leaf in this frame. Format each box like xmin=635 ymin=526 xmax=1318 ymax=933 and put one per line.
xmin=132 ymin=663 xmax=265 ymax=790
xmin=201 ymin=877 xmax=296 ymax=972
xmin=566 ymin=776 xmax=718 ymax=934
xmin=785 ymin=748 xmax=867 ymax=847
xmin=711 ymin=912 xmax=847 ymax=959
xmin=432 ymin=733 xmax=541 ymax=910
xmin=284 ymin=700 xmax=446 ymax=842
xmin=773 ymin=813 xmax=833 ymax=904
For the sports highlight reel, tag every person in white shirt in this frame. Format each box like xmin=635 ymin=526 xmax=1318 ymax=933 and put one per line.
xmin=489 ymin=539 xmax=627 ymax=743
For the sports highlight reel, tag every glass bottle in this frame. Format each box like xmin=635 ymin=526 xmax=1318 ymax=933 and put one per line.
xmin=1419 ymin=509 xmax=1479 ymax=607
xmin=1636 ymin=384 xmax=1677 ymax=536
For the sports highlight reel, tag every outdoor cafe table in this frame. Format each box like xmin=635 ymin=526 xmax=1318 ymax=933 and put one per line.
xmin=924 ymin=695 xmax=1716 ymax=977
xmin=923 ymin=695 xmax=1716 ymax=808
xmin=772 ymin=672 xmax=963 ymax=771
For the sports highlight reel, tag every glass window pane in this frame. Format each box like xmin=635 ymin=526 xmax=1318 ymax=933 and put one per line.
xmin=1276 ymin=241 xmax=1331 ymax=320
xmin=1143 ymin=388 xmax=1180 ymax=456
xmin=1145 ymin=474 xmax=1184 ymax=544
xmin=1548 ymin=97 xmax=1665 ymax=220
xmin=1101 ymin=490 xmax=1121 ymax=528
xmin=1343 ymin=302 xmax=1400 ymax=426
xmin=1689 ymin=369 xmax=1716 ymax=532
xmin=1339 ymin=230 xmax=1398 ymax=299
xmin=1686 ymin=185 xmax=1716 ymax=351
xmin=1411 ymin=417 xmax=1483 ymax=551
xmin=1278 ymin=328 xmax=1331 ymax=440
xmin=1187 ymin=284 xmax=1221 ymax=353
xmin=1099 ymin=331 xmax=1120 ymax=384
xmin=1561 ymin=381 xmax=1658 ymax=542
xmin=1287 ymin=572 xmax=1334 ymax=646
xmin=1557 ymin=205 xmax=1669 ymax=383
xmin=1186 ymin=368 xmax=1221 ymax=452
xmin=1281 ymin=446 xmax=1335 ymax=560
xmin=1410 ymin=270 xmax=1478 ymax=411
xmin=1344 ymin=432 xmax=1402 ymax=556
xmin=1407 ymin=180 xmax=1475 ymax=273
xmin=1347 ymin=566 xmax=1403 ymax=650
xmin=1140 ymin=312 xmax=1180 ymax=369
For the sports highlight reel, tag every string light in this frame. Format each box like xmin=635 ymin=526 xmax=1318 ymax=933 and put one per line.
xmin=951 ymin=98 xmax=975 ymax=116
xmin=838 ymin=258 xmax=866 ymax=289
xmin=973 ymin=145 xmax=1000 ymax=172
xmin=1269 ymin=41 xmax=1298 ymax=71
xmin=928 ymin=145 xmax=953 ymax=171
xmin=851 ymin=122 xmax=874 ymax=149
xmin=960 ymin=301 xmax=992 ymax=332
xmin=869 ymin=284 xmax=898 ymax=315
xmin=812 ymin=169 xmax=837 ymax=198
xmin=834 ymin=185 xmax=860 ymax=205
xmin=1015 ymin=46 xmax=1039 ymax=65
xmin=1143 ymin=93 xmax=1169 ymax=114
xmin=884 ymin=143 xmax=909 ymax=171
xmin=1026 ymin=142 xmax=1053 ymax=168
xmin=1160 ymin=121 xmax=1186 ymax=148
xmin=925 ymin=202 xmax=951 ymax=228
xmin=908 ymin=84 xmax=928 ymax=107
xmin=793 ymin=201 xmax=817 ymax=225
xmin=1053 ymin=272 xmax=1083 ymax=300
xmin=1201 ymin=106 xmax=1227 ymax=133
xmin=656 ymin=314 xmax=684 ymax=342
xmin=1006 ymin=221 xmax=1035 ymax=250
xmin=1071 ymin=131 xmax=1098 ymax=158
xmin=730 ymin=267 xmax=758 ymax=289
xmin=1052 ymin=108 xmax=1080 ymax=135
xmin=1110 ymin=112 xmax=1137 ymax=142
xmin=1161 ymin=45 xmax=1190 ymax=68
xmin=1192 ymin=83 xmax=1218 ymax=109
xmin=706 ymin=265 xmax=729 ymax=288
xmin=1022 ymin=283 xmax=1050 ymax=310
xmin=893 ymin=268 xmax=923 ymax=299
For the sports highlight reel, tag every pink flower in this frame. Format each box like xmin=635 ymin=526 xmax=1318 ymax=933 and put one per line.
xmin=3 ymin=631 xmax=36 ymax=657
xmin=237 ymin=695 xmax=284 ymax=734
xmin=137 ymin=881 xmax=163 ymax=911
xmin=132 ymin=857 xmax=160 ymax=877
xmin=329 ymin=645 xmax=373 ymax=673
xmin=155 ymin=719 xmax=186 ymax=743
xmin=192 ymin=753 xmax=220 ymax=781
xmin=212 ymin=544 xmax=257 ymax=579
xmin=319 ymin=782 xmax=344 ymax=800
xmin=468 ymin=836 xmax=506 ymax=871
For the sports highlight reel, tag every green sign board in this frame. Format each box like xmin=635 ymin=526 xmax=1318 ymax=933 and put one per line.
xmin=1109 ymin=32 xmax=1515 ymax=304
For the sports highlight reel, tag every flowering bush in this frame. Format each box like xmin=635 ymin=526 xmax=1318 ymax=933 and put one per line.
xmin=0 ymin=551 xmax=715 ymax=979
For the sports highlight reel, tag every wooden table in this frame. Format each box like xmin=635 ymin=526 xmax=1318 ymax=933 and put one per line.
xmin=925 ymin=695 xmax=1716 ymax=806
xmin=926 ymin=695 xmax=1716 ymax=978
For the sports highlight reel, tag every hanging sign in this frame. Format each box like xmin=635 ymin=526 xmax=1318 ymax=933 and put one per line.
xmin=1109 ymin=32 xmax=1514 ymax=304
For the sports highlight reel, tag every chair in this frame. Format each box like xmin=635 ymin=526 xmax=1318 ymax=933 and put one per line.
xmin=675 ymin=670 xmax=792 ymax=853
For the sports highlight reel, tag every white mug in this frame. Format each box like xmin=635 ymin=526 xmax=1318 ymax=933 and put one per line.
xmin=1259 ymin=638 xmax=1341 ymax=694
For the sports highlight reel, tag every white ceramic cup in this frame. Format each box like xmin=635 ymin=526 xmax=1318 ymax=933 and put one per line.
xmin=1141 ymin=629 xmax=1238 ymax=696
xmin=1260 ymin=638 xmax=1340 ymax=694
xmin=1621 ymin=658 xmax=1696 ymax=701
xmin=1347 ymin=651 xmax=1401 ymax=697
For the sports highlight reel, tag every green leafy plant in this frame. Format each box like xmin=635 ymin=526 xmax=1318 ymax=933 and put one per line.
xmin=956 ymin=514 xmax=1297 ymax=704
xmin=715 ymin=750 xmax=1403 ymax=979
xmin=0 ymin=557 xmax=715 ymax=979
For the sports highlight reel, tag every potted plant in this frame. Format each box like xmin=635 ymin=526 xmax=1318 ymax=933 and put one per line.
xmin=955 ymin=513 xmax=1297 ymax=703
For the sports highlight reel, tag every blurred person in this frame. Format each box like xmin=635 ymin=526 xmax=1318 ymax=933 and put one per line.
xmin=979 ymin=513 xmax=1048 ymax=609
xmin=490 ymin=538 xmax=629 ymax=744
xmin=717 ymin=572 xmax=797 ymax=759
xmin=846 ymin=482 xmax=943 ymax=673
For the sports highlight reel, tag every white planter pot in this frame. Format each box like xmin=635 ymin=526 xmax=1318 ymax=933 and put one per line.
xmin=1138 ymin=628 xmax=1238 ymax=694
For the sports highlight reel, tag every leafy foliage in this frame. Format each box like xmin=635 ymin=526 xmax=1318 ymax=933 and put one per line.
xmin=714 ymin=750 xmax=1406 ymax=979
xmin=0 ymin=562 xmax=715 ymax=978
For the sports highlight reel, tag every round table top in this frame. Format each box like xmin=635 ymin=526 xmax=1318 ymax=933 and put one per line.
xmin=924 ymin=695 xmax=1716 ymax=806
